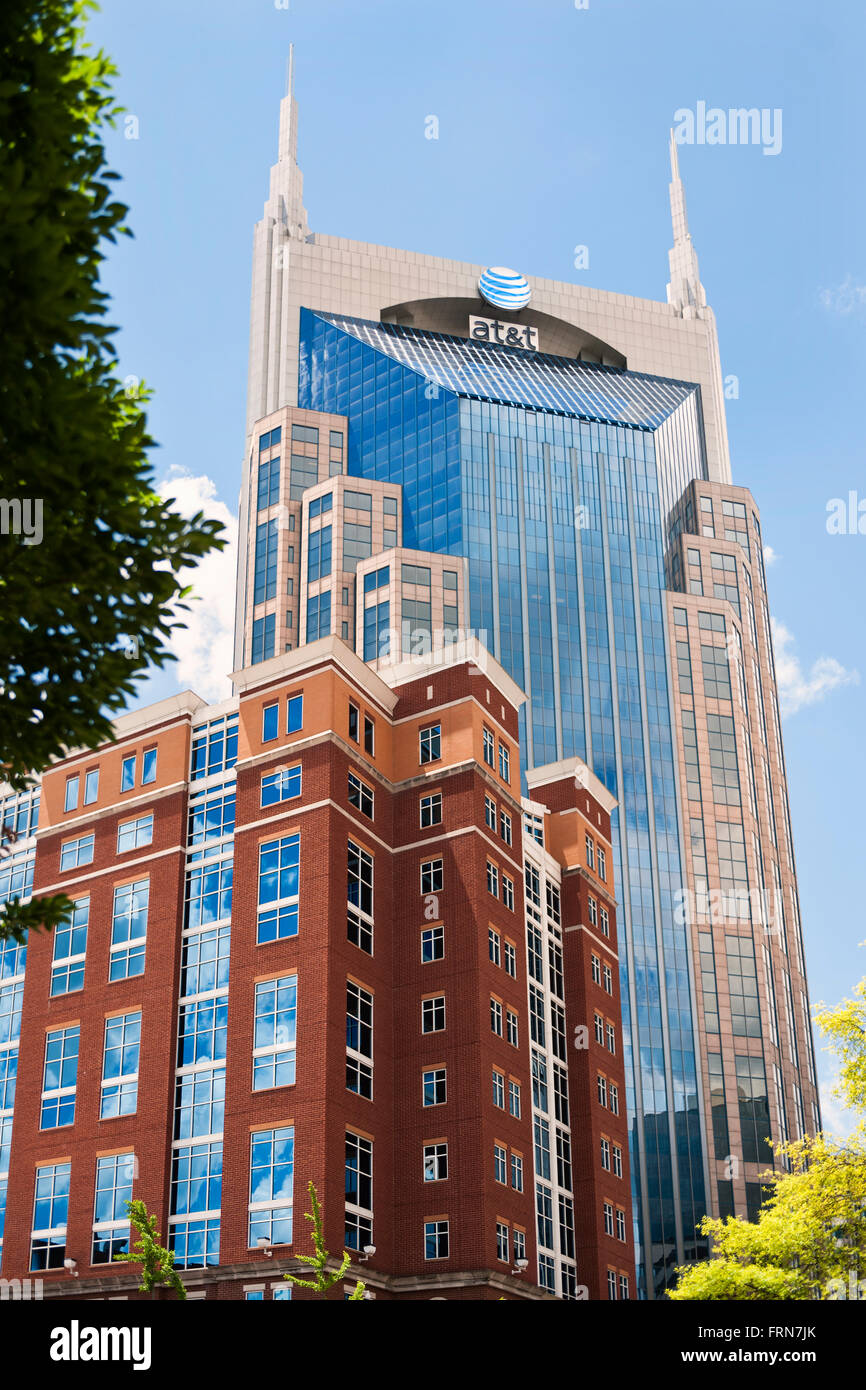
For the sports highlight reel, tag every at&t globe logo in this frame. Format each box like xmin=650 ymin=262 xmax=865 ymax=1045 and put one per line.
xmin=477 ymin=266 xmax=531 ymax=311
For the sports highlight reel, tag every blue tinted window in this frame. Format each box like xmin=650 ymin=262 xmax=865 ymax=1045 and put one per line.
xmin=251 ymin=614 xmax=275 ymax=665
xmin=257 ymin=836 xmax=300 ymax=943
xmin=287 ymin=695 xmax=303 ymax=732
xmin=261 ymin=767 xmax=301 ymax=807
xmin=258 ymin=426 xmax=282 ymax=452
xmin=363 ymin=601 xmax=389 ymax=662
xmin=308 ymin=524 xmax=332 ymax=583
xmin=254 ymin=519 xmax=279 ymax=604
xmin=257 ymin=457 xmax=280 ymax=510
xmin=363 ymin=565 xmax=389 ymax=594
xmin=306 ymin=592 xmax=331 ymax=642
xmin=262 ymin=703 xmax=279 ymax=742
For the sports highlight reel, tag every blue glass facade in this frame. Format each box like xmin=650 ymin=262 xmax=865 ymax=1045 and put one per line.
xmin=299 ymin=308 xmax=708 ymax=1295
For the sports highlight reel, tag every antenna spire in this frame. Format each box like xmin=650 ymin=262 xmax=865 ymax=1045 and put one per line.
xmin=666 ymin=130 xmax=705 ymax=316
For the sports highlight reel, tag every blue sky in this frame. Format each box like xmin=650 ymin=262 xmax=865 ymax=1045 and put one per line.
xmin=87 ymin=0 xmax=866 ymax=1128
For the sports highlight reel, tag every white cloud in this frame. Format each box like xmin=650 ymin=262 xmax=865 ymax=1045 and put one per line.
xmin=157 ymin=467 xmax=238 ymax=703
xmin=763 ymin=544 xmax=779 ymax=567
xmin=818 ymin=1077 xmax=861 ymax=1142
xmin=819 ymin=276 xmax=866 ymax=315
xmin=772 ymin=619 xmax=860 ymax=716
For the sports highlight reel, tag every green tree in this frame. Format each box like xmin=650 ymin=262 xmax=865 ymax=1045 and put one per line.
xmin=282 ymin=1181 xmax=367 ymax=1300
xmin=815 ymin=976 xmax=866 ymax=1116
xmin=117 ymin=1199 xmax=187 ymax=1300
xmin=671 ymin=975 xmax=866 ymax=1300
xmin=0 ymin=0 xmax=225 ymax=941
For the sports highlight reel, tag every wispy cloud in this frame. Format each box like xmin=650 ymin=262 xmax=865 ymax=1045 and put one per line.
xmin=772 ymin=619 xmax=860 ymax=716
xmin=157 ymin=467 xmax=238 ymax=703
xmin=819 ymin=276 xmax=866 ymax=316
xmin=763 ymin=545 xmax=779 ymax=567
xmin=818 ymin=1076 xmax=861 ymax=1142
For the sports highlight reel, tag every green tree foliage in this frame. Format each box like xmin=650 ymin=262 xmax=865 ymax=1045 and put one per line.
xmin=815 ymin=976 xmax=866 ymax=1117
xmin=671 ymin=976 xmax=866 ymax=1300
xmin=117 ymin=1199 xmax=187 ymax=1300
xmin=0 ymin=0 xmax=225 ymax=940
xmin=282 ymin=1181 xmax=367 ymax=1300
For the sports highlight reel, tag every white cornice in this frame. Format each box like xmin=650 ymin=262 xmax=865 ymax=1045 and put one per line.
xmin=526 ymin=756 xmax=617 ymax=815
xmin=231 ymin=635 xmax=400 ymax=716
xmin=379 ymin=637 xmax=526 ymax=714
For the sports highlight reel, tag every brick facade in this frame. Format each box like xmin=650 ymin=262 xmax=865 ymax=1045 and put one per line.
xmin=0 ymin=639 xmax=631 ymax=1301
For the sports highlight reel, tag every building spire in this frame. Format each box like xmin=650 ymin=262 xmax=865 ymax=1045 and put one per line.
xmin=666 ymin=129 xmax=706 ymax=316
xmin=269 ymin=43 xmax=308 ymax=239
xmin=277 ymin=43 xmax=299 ymax=165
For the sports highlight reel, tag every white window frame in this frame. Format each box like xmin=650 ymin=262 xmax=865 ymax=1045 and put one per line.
xmin=345 ymin=1131 xmax=373 ymax=1254
xmin=421 ymin=924 xmax=444 ymax=962
xmin=348 ymin=770 xmax=374 ymax=818
xmin=422 ymin=1067 xmax=447 ymax=1107
xmin=490 ymin=998 xmax=503 ymax=1036
xmin=41 ymin=1026 xmax=79 ymax=1129
xmin=424 ymin=1219 xmax=449 ymax=1260
xmin=92 ymin=1152 xmax=135 ymax=1262
xmin=508 ymin=1079 xmax=521 ymax=1118
xmin=253 ymin=975 xmax=297 ymax=1091
xmin=30 ymin=1161 xmax=70 ymax=1269
xmin=483 ymin=728 xmax=495 ymax=767
xmin=117 ymin=813 xmax=153 ymax=854
xmin=502 ymin=874 xmax=514 ymax=911
xmin=494 ymin=1143 xmax=507 ymax=1184
xmin=346 ymin=981 xmax=373 ymax=1100
xmin=487 ymin=862 xmax=499 ymax=898
xmin=419 ymin=724 xmax=441 ymax=764
xmin=498 ymin=744 xmax=510 ymax=782
xmin=261 ymin=766 xmax=302 ymax=807
xmin=60 ymin=833 xmax=94 ymax=871
xmin=347 ymin=839 xmax=374 ymax=954
xmin=247 ymin=1126 xmax=294 ymax=1249
xmin=258 ymin=834 xmax=300 ymax=944
xmin=50 ymin=896 xmax=89 ymax=996
xmin=109 ymin=879 xmax=148 ymax=979
xmin=420 ymin=792 xmax=442 ymax=827
xmin=100 ymin=1010 xmax=141 ymax=1119
xmin=421 ymin=995 xmax=445 ymax=1034
xmin=496 ymin=1221 xmax=509 ymax=1262
xmin=423 ymin=1142 xmax=448 ymax=1182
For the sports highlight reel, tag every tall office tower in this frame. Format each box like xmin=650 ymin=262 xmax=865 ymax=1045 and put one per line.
xmin=232 ymin=70 xmax=819 ymax=1296
xmin=0 ymin=638 xmax=634 ymax=1301
xmin=665 ymin=480 xmax=819 ymax=1222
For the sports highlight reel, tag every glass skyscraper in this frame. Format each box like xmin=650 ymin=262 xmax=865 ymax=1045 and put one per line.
xmin=297 ymin=308 xmax=708 ymax=1287
xmin=232 ymin=69 xmax=819 ymax=1296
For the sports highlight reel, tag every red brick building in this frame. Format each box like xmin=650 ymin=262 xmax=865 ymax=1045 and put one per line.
xmin=0 ymin=637 xmax=633 ymax=1300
